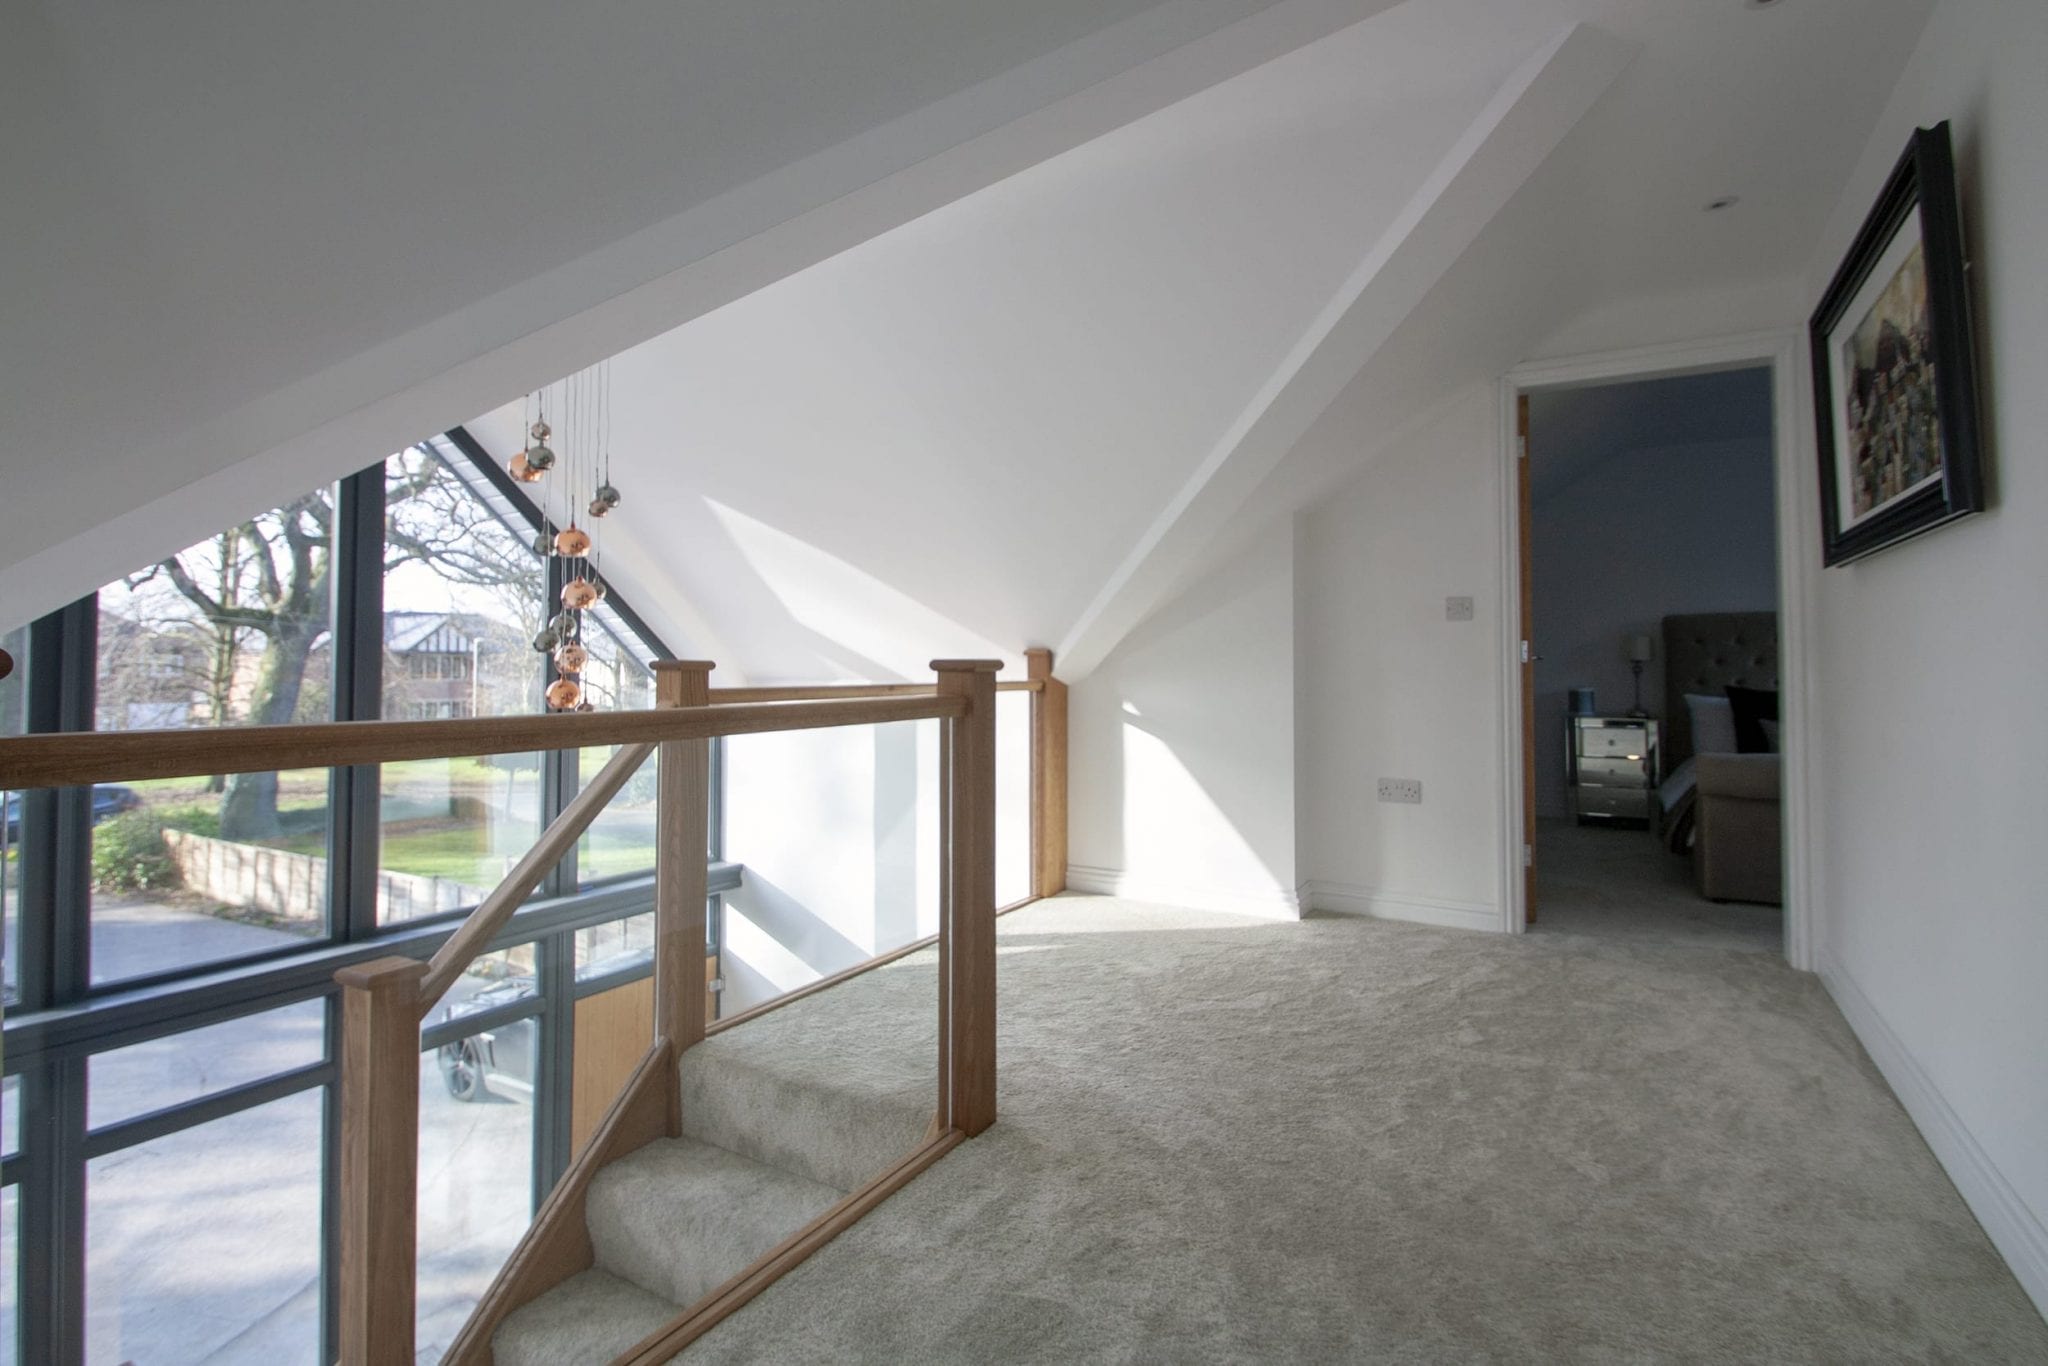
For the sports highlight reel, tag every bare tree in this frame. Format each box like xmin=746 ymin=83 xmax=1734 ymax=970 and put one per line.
xmin=121 ymin=448 xmax=546 ymax=840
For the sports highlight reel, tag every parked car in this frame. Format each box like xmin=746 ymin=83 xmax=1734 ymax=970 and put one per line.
xmin=3 ymin=785 xmax=144 ymax=843
xmin=432 ymin=945 xmax=655 ymax=1102
xmin=433 ymin=975 xmax=538 ymax=1103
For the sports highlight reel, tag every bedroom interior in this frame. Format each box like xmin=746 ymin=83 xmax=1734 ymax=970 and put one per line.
xmin=1525 ymin=366 xmax=1785 ymax=950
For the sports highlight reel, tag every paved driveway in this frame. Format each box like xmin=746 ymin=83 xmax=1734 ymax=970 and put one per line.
xmin=5 ymin=895 xmax=535 ymax=1364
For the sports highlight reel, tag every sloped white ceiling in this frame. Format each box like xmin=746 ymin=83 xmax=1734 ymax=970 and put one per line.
xmin=1 ymin=0 xmax=1394 ymax=628
xmin=3 ymin=0 xmax=1937 ymax=686
xmin=465 ymin=0 xmax=1932 ymax=683
xmin=467 ymin=1 xmax=1588 ymax=680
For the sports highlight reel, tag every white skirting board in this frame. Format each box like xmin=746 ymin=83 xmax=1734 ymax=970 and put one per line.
xmin=1063 ymin=864 xmax=1302 ymax=920
xmin=1300 ymin=880 xmax=1498 ymax=933
xmin=1820 ymin=950 xmax=2048 ymax=1320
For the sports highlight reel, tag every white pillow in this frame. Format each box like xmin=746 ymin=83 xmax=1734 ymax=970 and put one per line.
xmin=1685 ymin=693 xmax=1739 ymax=754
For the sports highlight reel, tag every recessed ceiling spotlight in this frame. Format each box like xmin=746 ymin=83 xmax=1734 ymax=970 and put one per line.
xmin=1704 ymin=195 xmax=1741 ymax=212
xmin=1745 ymin=0 xmax=1785 ymax=9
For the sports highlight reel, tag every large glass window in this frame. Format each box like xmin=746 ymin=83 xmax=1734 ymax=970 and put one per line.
xmin=91 ymin=506 xmax=334 ymax=984
xmin=87 ymin=1000 xmax=325 ymax=1130
xmin=380 ymin=448 xmax=546 ymax=922
xmin=1 ymin=426 xmax=728 ymax=1365
xmin=3 ymin=622 xmax=26 ymax=1007
xmin=1 ymin=1182 xmax=16 ymax=1366
xmin=86 ymin=1089 xmax=324 ymax=1364
xmin=416 ymin=944 xmax=539 ymax=1357
xmin=576 ymin=609 xmax=660 ymax=887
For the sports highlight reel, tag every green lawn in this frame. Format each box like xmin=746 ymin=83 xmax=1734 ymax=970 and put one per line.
xmin=106 ymin=754 xmax=656 ymax=888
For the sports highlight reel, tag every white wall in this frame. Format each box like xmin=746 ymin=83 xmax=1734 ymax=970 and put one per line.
xmin=719 ymin=697 xmax=1031 ymax=1015
xmin=1530 ymin=406 xmax=1777 ymax=818
xmin=1067 ymin=521 xmax=1298 ymax=918
xmin=1296 ymin=384 xmax=1504 ymax=930
xmin=1802 ymin=0 xmax=2048 ymax=1317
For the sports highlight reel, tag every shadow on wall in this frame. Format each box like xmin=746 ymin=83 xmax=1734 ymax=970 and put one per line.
xmin=1071 ymin=526 xmax=1297 ymax=916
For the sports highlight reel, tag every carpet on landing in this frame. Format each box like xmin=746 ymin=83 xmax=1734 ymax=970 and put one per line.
xmin=677 ymin=894 xmax=2045 ymax=1363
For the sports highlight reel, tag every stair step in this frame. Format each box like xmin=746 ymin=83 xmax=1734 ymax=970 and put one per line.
xmin=492 ymin=1267 xmax=677 ymax=1366
xmin=681 ymin=979 xmax=935 ymax=1191
xmin=585 ymin=1136 xmax=846 ymax=1308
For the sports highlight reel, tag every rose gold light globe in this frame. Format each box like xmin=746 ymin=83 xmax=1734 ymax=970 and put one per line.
xmin=508 ymin=452 xmax=543 ymax=484
xmin=561 ymin=578 xmax=599 ymax=610
xmin=545 ymin=678 xmax=583 ymax=711
xmin=553 ymin=525 xmax=592 ymax=557
xmin=554 ymin=641 xmax=589 ymax=673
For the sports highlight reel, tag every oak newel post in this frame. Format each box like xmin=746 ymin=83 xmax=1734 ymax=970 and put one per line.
xmin=934 ymin=659 xmax=998 ymax=1137
xmin=653 ymin=661 xmax=714 ymax=1076
xmin=336 ymin=954 xmax=428 ymax=1366
xmin=1024 ymin=647 xmax=1067 ymax=898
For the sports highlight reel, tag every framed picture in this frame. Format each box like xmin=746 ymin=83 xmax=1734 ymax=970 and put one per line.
xmin=1809 ymin=121 xmax=1984 ymax=566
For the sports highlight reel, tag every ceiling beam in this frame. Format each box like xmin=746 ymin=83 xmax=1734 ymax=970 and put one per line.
xmin=1055 ymin=23 xmax=1634 ymax=679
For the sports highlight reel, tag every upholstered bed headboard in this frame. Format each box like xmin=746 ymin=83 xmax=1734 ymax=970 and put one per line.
xmin=1662 ymin=612 xmax=1779 ymax=767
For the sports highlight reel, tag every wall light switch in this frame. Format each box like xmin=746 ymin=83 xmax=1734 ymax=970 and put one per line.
xmin=1445 ymin=596 xmax=1474 ymax=622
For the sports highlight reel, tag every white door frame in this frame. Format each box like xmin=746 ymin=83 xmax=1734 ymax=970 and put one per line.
xmin=1494 ymin=328 xmax=1819 ymax=971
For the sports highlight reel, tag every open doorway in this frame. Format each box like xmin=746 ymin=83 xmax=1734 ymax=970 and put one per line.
xmin=1516 ymin=365 xmax=1786 ymax=951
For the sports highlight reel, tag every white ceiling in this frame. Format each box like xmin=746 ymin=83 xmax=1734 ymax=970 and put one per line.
xmin=1 ymin=0 xmax=1390 ymax=628
xmin=471 ymin=0 xmax=1932 ymax=681
xmin=470 ymin=1 xmax=1555 ymax=679
xmin=3 ymin=0 xmax=1937 ymax=684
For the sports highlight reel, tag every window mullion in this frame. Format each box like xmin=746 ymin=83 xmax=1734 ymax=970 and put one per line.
xmin=329 ymin=466 xmax=386 ymax=945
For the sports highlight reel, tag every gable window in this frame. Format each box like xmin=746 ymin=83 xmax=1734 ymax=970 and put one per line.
xmin=2 ymin=429 xmax=701 ymax=1365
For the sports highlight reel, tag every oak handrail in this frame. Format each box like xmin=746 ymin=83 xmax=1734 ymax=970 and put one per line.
xmin=418 ymin=740 xmax=656 ymax=1008
xmin=0 ymin=693 xmax=966 ymax=789
xmin=711 ymin=680 xmax=1041 ymax=703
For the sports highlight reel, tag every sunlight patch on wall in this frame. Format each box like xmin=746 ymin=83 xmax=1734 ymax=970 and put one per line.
xmin=1120 ymin=719 xmax=1283 ymax=900
xmin=704 ymin=498 xmax=1015 ymax=680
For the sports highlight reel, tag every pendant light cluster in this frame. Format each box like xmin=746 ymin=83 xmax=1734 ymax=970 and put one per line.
xmin=515 ymin=361 xmax=625 ymax=712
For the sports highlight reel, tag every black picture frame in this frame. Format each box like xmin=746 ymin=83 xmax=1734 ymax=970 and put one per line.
xmin=1809 ymin=121 xmax=1984 ymax=566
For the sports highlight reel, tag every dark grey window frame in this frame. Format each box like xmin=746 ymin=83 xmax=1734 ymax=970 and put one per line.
xmin=1 ymin=428 xmax=729 ymax=1366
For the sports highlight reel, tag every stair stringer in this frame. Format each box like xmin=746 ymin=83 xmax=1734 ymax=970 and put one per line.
xmin=442 ymin=1039 xmax=676 ymax=1365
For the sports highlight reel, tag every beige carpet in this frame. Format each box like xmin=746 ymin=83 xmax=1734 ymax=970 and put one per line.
xmin=677 ymin=893 xmax=2047 ymax=1363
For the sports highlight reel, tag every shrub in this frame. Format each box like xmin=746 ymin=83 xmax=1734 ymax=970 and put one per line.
xmin=92 ymin=812 xmax=181 ymax=893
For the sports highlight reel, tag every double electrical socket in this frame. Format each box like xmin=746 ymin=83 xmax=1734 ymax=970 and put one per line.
xmin=1377 ymin=777 xmax=1423 ymax=804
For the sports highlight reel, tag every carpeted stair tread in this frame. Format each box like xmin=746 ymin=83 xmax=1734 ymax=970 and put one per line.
xmin=680 ymin=993 xmax=936 ymax=1191
xmin=492 ymin=1267 xmax=677 ymax=1366
xmin=586 ymin=1136 xmax=846 ymax=1307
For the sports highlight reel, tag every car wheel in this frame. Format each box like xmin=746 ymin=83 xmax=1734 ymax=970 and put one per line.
xmin=440 ymin=1041 xmax=488 ymax=1102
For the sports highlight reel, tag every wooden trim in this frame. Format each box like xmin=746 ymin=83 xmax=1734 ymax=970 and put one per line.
xmin=0 ymin=693 xmax=966 ymax=789
xmin=419 ymin=742 xmax=655 ymax=1007
xmin=653 ymin=665 xmax=711 ymax=1082
xmin=712 ymin=680 xmax=1039 ymax=703
xmin=1025 ymin=648 xmax=1067 ymax=898
xmin=1517 ymin=393 xmax=1536 ymax=926
xmin=335 ymin=956 xmax=427 ymax=1366
xmin=703 ymin=932 xmax=939 ymax=1038
xmin=935 ymin=661 xmax=997 ymax=1138
xmin=612 ymin=1128 xmax=968 ymax=1365
xmin=441 ymin=1041 xmax=676 ymax=1366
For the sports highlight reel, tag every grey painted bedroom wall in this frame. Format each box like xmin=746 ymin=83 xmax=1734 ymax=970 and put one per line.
xmin=1529 ymin=367 xmax=1777 ymax=819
